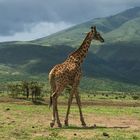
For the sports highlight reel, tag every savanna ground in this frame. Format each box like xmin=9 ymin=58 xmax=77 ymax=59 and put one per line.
xmin=0 ymin=93 xmax=140 ymax=140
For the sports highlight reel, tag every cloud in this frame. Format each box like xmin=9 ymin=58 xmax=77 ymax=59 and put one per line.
xmin=0 ymin=21 xmax=72 ymax=42
xmin=0 ymin=0 xmax=140 ymax=41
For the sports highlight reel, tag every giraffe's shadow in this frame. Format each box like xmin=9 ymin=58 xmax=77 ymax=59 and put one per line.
xmin=58 ymin=125 xmax=130 ymax=130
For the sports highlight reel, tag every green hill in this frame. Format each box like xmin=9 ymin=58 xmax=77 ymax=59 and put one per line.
xmin=33 ymin=7 xmax=140 ymax=46
xmin=0 ymin=7 xmax=140 ymax=91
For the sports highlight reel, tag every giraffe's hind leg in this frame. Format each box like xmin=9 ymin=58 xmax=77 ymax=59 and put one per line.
xmin=50 ymin=96 xmax=62 ymax=128
xmin=50 ymin=85 xmax=64 ymax=128
xmin=55 ymin=97 xmax=62 ymax=127
xmin=50 ymin=95 xmax=56 ymax=127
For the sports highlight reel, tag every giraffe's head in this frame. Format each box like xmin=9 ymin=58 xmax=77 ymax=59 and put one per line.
xmin=90 ymin=26 xmax=104 ymax=42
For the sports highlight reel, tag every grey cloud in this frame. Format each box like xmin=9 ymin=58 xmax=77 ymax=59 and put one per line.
xmin=0 ymin=22 xmax=72 ymax=42
xmin=0 ymin=0 xmax=140 ymax=36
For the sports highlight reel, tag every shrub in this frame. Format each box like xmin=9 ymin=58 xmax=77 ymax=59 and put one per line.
xmin=132 ymin=95 xmax=139 ymax=100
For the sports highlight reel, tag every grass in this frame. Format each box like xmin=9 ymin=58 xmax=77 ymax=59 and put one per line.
xmin=0 ymin=96 xmax=140 ymax=140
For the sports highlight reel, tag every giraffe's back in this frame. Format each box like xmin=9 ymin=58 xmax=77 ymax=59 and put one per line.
xmin=49 ymin=62 xmax=81 ymax=87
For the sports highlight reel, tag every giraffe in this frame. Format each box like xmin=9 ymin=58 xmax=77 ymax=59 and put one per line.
xmin=49 ymin=26 xmax=104 ymax=128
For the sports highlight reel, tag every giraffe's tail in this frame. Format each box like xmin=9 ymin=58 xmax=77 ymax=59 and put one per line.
xmin=48 ymin=71 xmax=55 ymax=108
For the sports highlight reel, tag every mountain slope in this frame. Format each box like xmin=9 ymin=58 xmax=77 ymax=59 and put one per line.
xmin=33 ymin=7 xmax=140 ymax=46
xmin=0 ymin=42 xmax=139 ymax=91
xmin=0 ymin=43 xmax=121 ymax=79
xmin=105 ymin=17 xmax=140 ymax=43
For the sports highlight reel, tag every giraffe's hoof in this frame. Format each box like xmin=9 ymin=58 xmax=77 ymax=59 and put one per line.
xmin=50 ymin=122 xmax=54 ymax=128
xmin=64 ymin=120 xmax=69 ymax=126
xmin=82 ymin=123 xmax=86 ymax=127
xmin=58 ymin=123 xmax=62 ymax=128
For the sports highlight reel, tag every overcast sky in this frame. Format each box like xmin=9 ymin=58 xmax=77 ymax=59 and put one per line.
xmin=0 ymin=0 xmax=140 ymax=42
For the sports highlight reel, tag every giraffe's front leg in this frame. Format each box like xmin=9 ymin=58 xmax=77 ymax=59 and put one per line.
xmin=75 ymin=90 xmax=86 ymax=127
xmin=64 ymin=91 xmax=74 ymax=126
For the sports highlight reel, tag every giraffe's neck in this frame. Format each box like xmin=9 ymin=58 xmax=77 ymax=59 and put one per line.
xmin=66 ymin=32 xmax=93 ymax=64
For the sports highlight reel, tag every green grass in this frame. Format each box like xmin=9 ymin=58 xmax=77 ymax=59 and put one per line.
xmin=0 ymin=96 xmax=140 ymax=140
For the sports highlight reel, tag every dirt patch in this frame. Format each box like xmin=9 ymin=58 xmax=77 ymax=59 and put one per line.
xmin=54 ymin=115 xmax=140 ymax=139
xmin=0 ymin=97 xmax=140 ymax=107
xmin=81 ymin=100 xmax=140 ymax=107
xmin=57 ymin=114 xmax=140 ymax=130
xmin=0 ymin=97 xmax=47 ymax=105
xmin=58 ymin=100 xmax=140 ymax=107
xmin=25 ymin=113 xmax=139 ymax=140
xmin=85 ymin=115 xmax=140 ymax=129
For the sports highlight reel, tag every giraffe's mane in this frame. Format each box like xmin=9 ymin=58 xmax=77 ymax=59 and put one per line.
xmin=68 ymin=31 xmax=91 ymax=57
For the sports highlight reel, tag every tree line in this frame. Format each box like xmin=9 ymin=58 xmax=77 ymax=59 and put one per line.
xmin=6 ymin=81 xmax=45 ymax=101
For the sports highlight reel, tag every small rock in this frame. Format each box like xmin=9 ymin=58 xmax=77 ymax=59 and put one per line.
xmin=6 ymin=108 xmax=10 ymax=111
xmin=11 ymin=120 xmax=15 ymax=123
xmin=103 ymin=132 xmax=109 ymax=137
